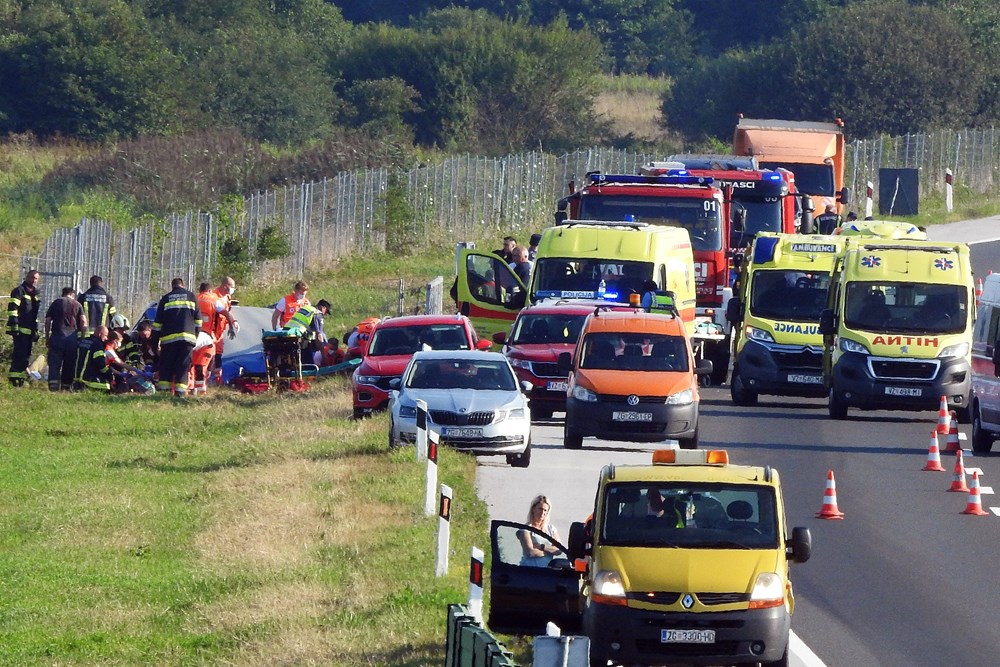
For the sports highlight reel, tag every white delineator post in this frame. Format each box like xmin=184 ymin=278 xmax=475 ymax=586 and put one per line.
xmin=468 ymin=546 xmax=484 ymax=624
xmin=945 ymin=168 xmax=954 ymax=212
xmin=865 ymin=180 xmax=874 ymax=219
xmin=415 ymin=399 xmax=428 ymax=461
xmin=436 ymin=484 xmax=452 ymax=577
xmin=424 ymin=428 xmax=439 ymax=517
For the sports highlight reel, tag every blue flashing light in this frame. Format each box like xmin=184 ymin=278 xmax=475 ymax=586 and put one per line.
xmin=766 ymin=172 xmax=782 ymax=182
xmin=624 ymin=214 xmax=636 ymax=222
xmin=753 ymin=236 xmax=781 ymax=265
xmin=589 ymin=173 xmax=714 ymax=187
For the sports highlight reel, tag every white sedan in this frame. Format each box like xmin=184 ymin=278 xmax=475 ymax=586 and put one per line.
xmin=388 ymin=350 xmax=532 ymax=467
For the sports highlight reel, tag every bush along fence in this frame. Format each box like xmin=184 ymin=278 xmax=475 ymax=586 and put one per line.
xmin=21 ymin=128 xmax=1000 ymax=319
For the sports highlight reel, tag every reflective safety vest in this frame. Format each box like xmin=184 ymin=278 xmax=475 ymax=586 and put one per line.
xmin=283 ymin=304 xmax=318 ymax=339
xmin=278 ymin=293 xmax=309 ymax=326
xmin=646 ymin=292 xmax=676 ymax=314
xmin=197 ymin=291 xmax=223 ymax=341
xmin=79 ymin=342 xmax=111 ymax=391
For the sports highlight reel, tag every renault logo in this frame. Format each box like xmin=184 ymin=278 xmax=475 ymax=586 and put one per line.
xmin=627 ymin=394 xmax=639 ymax=406
xmin=681 ymin=594 xmax=694 ymax=609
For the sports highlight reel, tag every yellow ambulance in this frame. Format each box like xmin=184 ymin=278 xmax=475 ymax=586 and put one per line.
xmin=486 ymin=449 xmax=812 ymax=666
xmin=452 ymin=221 xmax=698 ymax=341
xmin=727 ymin=233 xmax=847 ymax=405
xmin=819 ymin=238 xmax=974 ymax=419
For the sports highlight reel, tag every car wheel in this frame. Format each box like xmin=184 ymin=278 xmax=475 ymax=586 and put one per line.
xmin=954 ymin=404 xmax=971 ymax=424
xmin=388 ymin=419 xmax=397 ymax=450
xmin=532 ymin=407 xmax=554 ymax=421
xmin=709 ymin=350 xmax=729 ymax=386
xmin=508 ymin=438 xmax=531 ymax=468
xmin=730 ymin=369 xmax=758 ymax=407
xmin=678 ymin=428 xmax=699 ymax=450
xmin=564 ymin=423 xmax=583 ymax=450
xmin=353 ymin=407 xmax=367 ymax=420
xmin=828 ymin=387 xmax=848 ymax=420
xmin=972 ymin=404 xmax=995 ymax=453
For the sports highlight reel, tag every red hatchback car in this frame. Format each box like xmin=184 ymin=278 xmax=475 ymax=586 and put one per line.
xmin=493 ymin=304 xmax=592 ymax=420
xmin=352 ymin=314 xmax=492 ymax=418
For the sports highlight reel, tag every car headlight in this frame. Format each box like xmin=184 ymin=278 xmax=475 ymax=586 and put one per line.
xmin=745 ymin=326 xmax=775 ymax=343
xmin=593 ymin=569 xmax=625 ymax=598
xmin=938 ymin=342 xmax=969 ymax=359
xmin=666 ymin=388 xmax=694 ymax=405
xmin=840 ymin=338 xmax=869 ymax=354
xmin=399 ymin=405 xmax=417 ymax=418
xmin=572 ymin=384 xmax=598 ymax=402
xmin=507 ymin=407 xmax=526 ymax=420
xmin=749 ymin=572 xmax=785 ymax=609
xmin=356 ymin=374 xmax=381 ymax=385
xmin=509 ymin=358 xmax=532 ymax=370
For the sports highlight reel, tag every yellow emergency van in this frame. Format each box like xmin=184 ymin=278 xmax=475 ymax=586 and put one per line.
xmin=819 ymin=238 xmax=974 ymax=419
xmin=486 ymin=449 xmax=812 ymax=666
xmin=727 ymin=233 xmax=847 ymax=405
xmin=834 ymin=219 xmax=927 ymax=240
xmin=452 ymin=220 xmax=698 ymax=340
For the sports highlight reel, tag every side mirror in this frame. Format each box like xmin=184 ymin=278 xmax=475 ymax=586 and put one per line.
xmin=695 ymin=359 xmax=713 ymax=376
xmin=787 ymin=526 xmax=812 ymax=563
xmin=818 ymin=308 xmax=836 ymax=335
xmin=476 ymin=338 xmax=493 ymax=350
xmin=520 ymin=380 xmax=533 ymax=393
xmin=389 ymin=378 xmax=401 ymax=390
xmin=800 ymin=196 xmax=815 ymax=234
xmin=558 ymin=351 xmax=573 ymax=372
xmin=839 ymin=187 xmax=851 ymax=206
xmin=568 ymin=521 xmax=589 ymax=560
xmin=554 ymin=210 xmax=568 ymax=225
xmin=725 ymin=297 xmax=743 ymax=325
xmin=492 ymin=331 xmax=507 ymax=345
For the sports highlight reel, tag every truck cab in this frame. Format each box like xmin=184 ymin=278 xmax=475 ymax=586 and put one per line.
xmin=819 ymin=239 xmax=974 ymax=419
xmin=487 ymin=449 xmax=811 ymax=667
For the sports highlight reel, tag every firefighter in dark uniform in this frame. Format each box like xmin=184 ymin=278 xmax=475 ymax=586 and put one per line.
xmin=78 ymin=275 xmax=117 ymax=334
xmin=152 ymin=277 xmax=201 ymax=397
xmin=6 ymin=270 xmax=41 ymax=386
xmin=815 ymin=205 xmax=841 ymax=235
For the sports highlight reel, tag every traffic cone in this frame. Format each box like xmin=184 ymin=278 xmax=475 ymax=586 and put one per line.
xmin=816 ymin=470 xmax=845 ymax=519
xmin=936 ymin=396 xmax=950 ymax=434
xmin=948 ymin=450 xmax=969 ymax=493
xmin=942 ymin=412 xmax=961 ymax=453
xmin=923 ymin=430 xmax=946 ymax=472
xmin=962 ymin=470 xmax=989 ymax=516
xmin=976 ymin=277 xmax=984 ymax=303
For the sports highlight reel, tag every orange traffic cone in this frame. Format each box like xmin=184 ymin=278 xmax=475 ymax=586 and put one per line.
xmin=816 ymin=470 xmax=845 ymax=519
xmin=923 ymin=430 xmax=946 ymax=472
xmin=936 ymin=396 xmax=950 ymax=435
xmin=962 ymin=470 xmax=989 ymax=516
xmin=943 ymin=413 xmax=961 ymax=453
xmin=948 ymin=450 xmax=969 ymax=493
xmin=976 ymin=277 xmax=984 ymax=302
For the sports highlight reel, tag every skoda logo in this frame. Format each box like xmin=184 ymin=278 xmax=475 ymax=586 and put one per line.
xmin=627 ymin=394 xmax=640 ymax=406
xmin=459 ymin=407 xmax=468 ymax=413
xmin=681 ymin=594 xmax=694 ymax=609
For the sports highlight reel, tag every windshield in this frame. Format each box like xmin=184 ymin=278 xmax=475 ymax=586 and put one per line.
xmin=579 ymin=332 xmax=688 ymax=372
xmin=533 ymin=258 xmax=652 ymax=303
xmin=844 ymin=281 xmax=967 ymax=334
xmin=577 ymin=195 xmax=723 ymax=251
xmin=369 ymin=324 xmax=469 ymax=355
xmin=510 ymin=313 xmax=587 ymax=345
xmin=750 ymin=270 xmax=831 ymax=322
xmin=738 ymin=197 xmax=783 ymax=236
xmin=760 ymin=161 xmax=833 ymax=197
xmin=406 ymin=358 xmax=516 ymax=391
xmin=600 ymin=483 xmax=779 ymax=549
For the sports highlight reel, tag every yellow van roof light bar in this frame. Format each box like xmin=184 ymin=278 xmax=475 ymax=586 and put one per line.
xmin=652 ymin=449 xmax=729 ymax=465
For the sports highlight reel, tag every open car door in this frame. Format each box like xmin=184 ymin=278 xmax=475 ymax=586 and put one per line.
xmin=454 ymin=250 xmax=525 ymax=341
xmin=487 ymin=520 xmax=584 ymax=636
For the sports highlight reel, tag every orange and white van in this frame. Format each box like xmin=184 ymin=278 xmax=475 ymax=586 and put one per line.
xmin=559 ymin=308 xmax=712 ymax=450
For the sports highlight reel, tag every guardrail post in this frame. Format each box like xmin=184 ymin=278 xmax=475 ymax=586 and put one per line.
xmin=415 ymin=399 xmax=428 ymax=461
xmin=436 ymin=484 xmax=452 ymax=577
xmin=468 ymin=546 xmax=484 ymax=624
xmin=945 ymin=168 xmax=954 ymax=212
xmin=424 ymin=429 xmax=439 ymax=517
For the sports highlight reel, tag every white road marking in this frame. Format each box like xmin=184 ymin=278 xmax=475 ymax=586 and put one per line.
xmin=966 ymin=467 xmax=983 ymax=475
xmin=979 ymin=486 xmax=994 ymax=495
xmin=790 ymin=629 xmax=827 ymax=667
xmin=990 ymin=507 xmax=1000 ymax=516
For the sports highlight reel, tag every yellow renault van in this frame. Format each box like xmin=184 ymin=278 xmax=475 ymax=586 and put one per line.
xmin=819 ymin=239 xmax=974 ymax=419
xmin=486 ymin=449 xmax=812 ymax=667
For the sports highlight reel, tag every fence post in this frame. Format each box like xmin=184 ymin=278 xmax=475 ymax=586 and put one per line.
xmin=436 ymin=484 xmax=452 ymax=577
xmin=398 ymin=278 xmax=405 ymax=316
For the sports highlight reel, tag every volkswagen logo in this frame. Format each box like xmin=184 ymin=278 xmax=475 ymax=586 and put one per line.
xmin=627 ymin=394 xmax=640 ymax=406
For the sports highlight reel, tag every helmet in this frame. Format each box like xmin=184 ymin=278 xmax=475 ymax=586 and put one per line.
xmin=110 ymin=314 xmax=130 ymax=330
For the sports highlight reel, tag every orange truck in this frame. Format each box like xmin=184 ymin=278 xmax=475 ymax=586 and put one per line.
xmin=733 ymin=116 xmax=850 ymax=216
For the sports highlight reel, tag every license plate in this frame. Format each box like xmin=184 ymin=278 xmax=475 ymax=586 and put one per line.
xmin=612 ymin=411 xmax=653 ymax=422
xmin=444 ymin=427 xmax=483 ymax=438
xmin=661 ymin=629 xmax=715 ymax=644
xmin=547 ymin=381 xmax=568 ymax=392
xmin=885 ymin=386 xmax=922 ymax=397
xmin=788 ymin=373 xmax=822 ymax=384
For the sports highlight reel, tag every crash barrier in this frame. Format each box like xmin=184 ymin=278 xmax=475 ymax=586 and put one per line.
xmin=445 ymin=603 xmax=516 ymax=667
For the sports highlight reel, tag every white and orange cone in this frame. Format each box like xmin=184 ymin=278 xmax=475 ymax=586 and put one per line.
xmin=976 ymin=278 xmax=984 ymax=306
xmin=948 ymin=450 xmax=970 ymax=493
xmin=923 ymin=430 xmax=946 ymax=472
xmin=962 ymin=470 xmax=989 ymax=516
xmin=943 ymin=412 xmax=961 ymax=453
xmin=937 ymin=396 xmax=951 ymax=435
xmin=816 ymin=470 xmax=845 ymax=519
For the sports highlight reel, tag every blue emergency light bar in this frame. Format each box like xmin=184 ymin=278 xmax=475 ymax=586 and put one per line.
xmin=588 ymin=172 xmax=714 ymax=187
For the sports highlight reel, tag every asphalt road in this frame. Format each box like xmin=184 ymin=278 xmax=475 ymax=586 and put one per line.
xmin=475 ymin=217 xmax=1000 ymax=666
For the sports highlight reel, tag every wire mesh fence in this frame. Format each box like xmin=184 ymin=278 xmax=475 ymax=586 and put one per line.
xmin=20 ymin=128 xmax=1000 ymax=321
